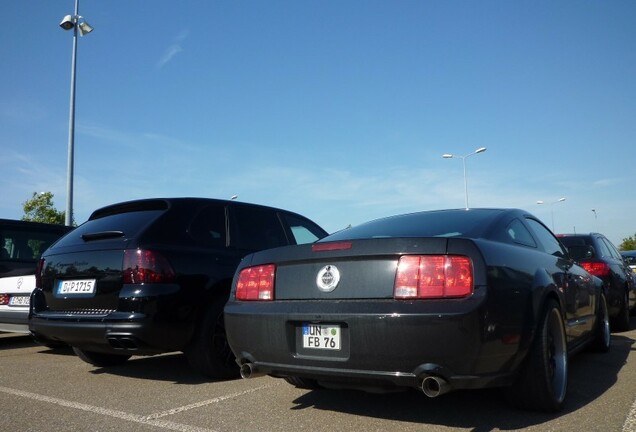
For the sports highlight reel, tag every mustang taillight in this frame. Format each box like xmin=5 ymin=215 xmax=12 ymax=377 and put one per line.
xmin=580 ymin=261 xmax=611 ymax=277
xmin=122 ymin=249 xmax=176 ymax=284
xmin=0 ymin=294 xmax=8 ymax=305
xmin=236 ymin=264 xmax=276 ymax=301
xmin=394 ymin=255 xmax=473 ymax=299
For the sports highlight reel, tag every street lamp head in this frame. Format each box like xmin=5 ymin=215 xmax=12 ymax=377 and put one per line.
xmin=558 ymin=197 xmax=566 ymax=202
xmin=60 ymin=15 xmax=75 ymax=30
xmin=442 ymin=154 xmax=454 ymax=159
xmin=475 ymin=147 xmax=487 ymax=154
xmin=536 ymin=200 xmax=544 ymax=205
xmin=78 ymin=20 xmax=94 ymax=36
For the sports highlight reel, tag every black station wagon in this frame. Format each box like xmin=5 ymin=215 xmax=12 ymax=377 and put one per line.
xmin=29 ymin=197 xmax=327 ymax=378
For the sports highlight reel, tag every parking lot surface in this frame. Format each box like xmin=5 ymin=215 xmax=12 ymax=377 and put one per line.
xmin=1 ymin=320 xmax=636 ymax=432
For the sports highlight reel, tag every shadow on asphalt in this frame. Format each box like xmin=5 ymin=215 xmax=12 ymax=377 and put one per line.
xmin=288 ymin=317 xmax=636 ymax=431
xmin=0 ymin=332 xmax=220 ymax=385
xmin=88 ymin=353 xmax=217 ymax=385
xmin=0 ymin=333 xmax=34 ymax=348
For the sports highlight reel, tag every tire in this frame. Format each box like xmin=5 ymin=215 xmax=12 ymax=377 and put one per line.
xmin=72 ymin=347 xmax=131 ymax=367
xmin=505 ymin=299 xmax=568 ymax=412
xmin=283 ymin=376 xmax=321 ymax=389
xmin=590 ymin=293 xmax=611 ymax=353
xmin=185 ymin=297 xmax=239 ymax=380
xmin=611 ymin=290 xmax=630 ymax=332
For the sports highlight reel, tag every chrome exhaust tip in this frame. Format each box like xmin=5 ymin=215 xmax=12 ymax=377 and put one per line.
xmin=239 ymin=363 xmax=265 ymax=379
xmin=421 ymin=376 xmax=450 ymax=398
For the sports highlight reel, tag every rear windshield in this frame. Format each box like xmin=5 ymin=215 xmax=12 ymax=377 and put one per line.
xmin=323 ymin=209 xmax=500 ymax=241
xmin=1 ymin=224 xmax=70 ymax=263
xmin=52 ymin=210 xmax=164 ymax=248
xmin=558 ymin=236 xmax=596 ymax=260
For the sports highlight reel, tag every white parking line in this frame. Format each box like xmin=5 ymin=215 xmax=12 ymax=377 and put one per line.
xmin=146 ymin=384 xmax=277 ymax=419
xmin=624 ymin=396 xmax=636 ymax=432
xmin=0 ymin=384 xmax=273 ymax=432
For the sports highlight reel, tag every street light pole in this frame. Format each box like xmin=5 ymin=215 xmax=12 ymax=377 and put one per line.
xmin=61 ymin=0 xmax=93 ymax=226
xmin=537 ymin=197 xmax=566 ymax=231
xmin=442 ymin=147 xmax=487 ymax=209
xmin=64 ymin=0 xmax=80 ymax=227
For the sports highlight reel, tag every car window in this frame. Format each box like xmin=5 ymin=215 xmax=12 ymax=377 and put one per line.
xmin=600 ymin=237 xmax=622 ymax=260
xmin=280 ymin=213 xmax=326 ymax=245
xmin=53 ymin=210 xmax=164 ymax=248
xmin=324 ymin=209 xmax=500 ymax=241
xmin=229 ymin=206 xmax=288 ymax=251
xmin=558 ymin=236 xmax=596 ymax=260
xmin=525 ymin=218 xmax=566 ymax=257
xmin=189 ymin=204 xmax=227 ymax=248
xmin=505 ymin=219 xmax=537 ymax=247
xmin=594 ymin=237 xmax=612 ymax=259
xmin=0 ymin=225 xmax=69 ymax=262
xmin=623 ymin=255 xmax=636 ymax=265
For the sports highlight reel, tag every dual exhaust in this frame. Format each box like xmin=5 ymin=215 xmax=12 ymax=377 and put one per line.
xmin=240 ymin=361 xmax=450 ymax=398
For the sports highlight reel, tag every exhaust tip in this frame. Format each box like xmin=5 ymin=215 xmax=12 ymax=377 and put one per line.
xmin=421 ymin=376 xmax=450 ymax=398
xmin=240 ymin=363 xmax=258 ymax=379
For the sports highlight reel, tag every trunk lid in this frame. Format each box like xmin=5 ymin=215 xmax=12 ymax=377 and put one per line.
xmin=243 ymin=237 xmax=477 ymax=300
xmin=40 ymin=249 xmax=127 ymax=312
xmin=37 ymin=207 xmax=165 ymax=313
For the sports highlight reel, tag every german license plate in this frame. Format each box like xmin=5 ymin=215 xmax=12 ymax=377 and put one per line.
xmin=302 ymin=324 xmax=341 ymax=350
xmin=9 ymin=295 xmax=30 ymax=306
xmin=57 ymin=279 xmax=96 ymax=295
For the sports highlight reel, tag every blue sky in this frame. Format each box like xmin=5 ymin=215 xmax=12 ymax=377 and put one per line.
xmin=1 ymin=1 xmax=635 ymax=246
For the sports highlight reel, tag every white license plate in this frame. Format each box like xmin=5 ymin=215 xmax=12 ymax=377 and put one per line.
xmin=57 ymin=279 xmax=96 ymax=295
xmin=9 ymin=295 xmax=30 ymax=306
xmin=302 ymin=324 xmax=341 ymax=350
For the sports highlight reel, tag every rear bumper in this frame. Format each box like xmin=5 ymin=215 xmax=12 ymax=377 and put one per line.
xmin=224 ymin=297 xmax=529 ymax=392
xmin=29 ymin=312 xmax=193 ymax=355
xmin=30 ymin=314 xmax=153 ymax=353
xmin=29 ymin=283 xmax=195 ymax=354
xmin=0 ymin=307 xmax=29 ymax=333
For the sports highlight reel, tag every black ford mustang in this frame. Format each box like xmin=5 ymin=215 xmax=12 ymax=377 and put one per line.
xmin=224 ymin=208 xmax=610 ymax=412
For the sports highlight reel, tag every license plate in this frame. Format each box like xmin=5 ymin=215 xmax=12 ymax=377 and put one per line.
xmin=302 ymin=324 xmax=341 ymax=350
xmin=9 ymin=295 xmax=30 ymax=306
xmin=57 ymin=279 xmax=96 ymax=296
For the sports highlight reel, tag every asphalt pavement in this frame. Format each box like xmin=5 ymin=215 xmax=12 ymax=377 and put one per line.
xmin=1 ymin=320 xmax=635 ymax=432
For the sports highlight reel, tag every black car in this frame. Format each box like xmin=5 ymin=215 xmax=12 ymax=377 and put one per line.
xmin=621 ymin=250 xmax=636 ymax=271
xmin=0 ymin=219 xmax=72 ymax=333
xmin=558 ymin=233 xmax=635 ymax=332
xmin=29 ymin=198 xmax=328 ymax=378
xmin=225 ymin=208 xmax=609 ymax=412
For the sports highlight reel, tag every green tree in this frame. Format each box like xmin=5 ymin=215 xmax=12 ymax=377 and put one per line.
xmin=21 ymin=192 xmax=66 ymax=225
xmin=619 ymin=233 xmax=636 ymax=251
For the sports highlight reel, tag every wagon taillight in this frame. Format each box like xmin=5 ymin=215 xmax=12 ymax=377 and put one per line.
xmin=580 ymin=261 xmax=611 ymax=278
xmin=394 ymin=255 xmax=473 ymax=299
xmin=236 ymin=264 xmax=276 ymax=301
xmin=35 ymin=258 xmax=45 ymax=288
xmin=122 ymin=249 xmax=176 ymax=284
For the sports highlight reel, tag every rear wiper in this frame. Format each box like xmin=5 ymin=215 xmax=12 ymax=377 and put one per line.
xmin=81 ymin=231 xmax=125 ymax=241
